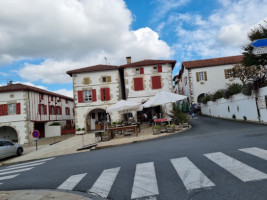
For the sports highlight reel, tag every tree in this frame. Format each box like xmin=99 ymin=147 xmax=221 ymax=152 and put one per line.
xmin=242 ymin=21 xmax=267 ymax=67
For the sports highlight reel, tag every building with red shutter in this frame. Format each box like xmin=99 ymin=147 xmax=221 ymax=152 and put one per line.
xmin=0 ymin=82 xmax=74 ymax=144
xmin=67 ymin=57 xmax=176 ymax=132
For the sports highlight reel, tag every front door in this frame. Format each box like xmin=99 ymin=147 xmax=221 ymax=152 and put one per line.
xmin=91 ymin=113 xmax=96 ymax=130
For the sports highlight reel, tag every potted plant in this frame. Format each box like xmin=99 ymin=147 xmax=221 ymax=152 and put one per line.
xmin=76 ymin=127 xmax=84 ymax=135
xmin=152 ymin=126 xmax=162 ymax=135
xmin=165 ymin=124 xmax=175 ymax=133
xmin=102 ymin=131 xmax=110 ymax=142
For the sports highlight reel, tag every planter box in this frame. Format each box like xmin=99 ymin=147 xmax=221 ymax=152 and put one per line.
xmin=153 ymin=129 xmax=161 ymax=135
xmin=175 ymin=125 xmax=182 ymax=131
xmin=102 ymin=135 xmax=110 ymax=142
xmin=166 ymin=127 xmax=175 ymax=133
xmin=76 ymin=131 xmax=85 ymax=135
xmin=182 ymin=123 xmax=189 ymax=128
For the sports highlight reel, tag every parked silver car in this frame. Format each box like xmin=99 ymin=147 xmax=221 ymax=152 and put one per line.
xmin=0 ymin=139 xmax=23 ymax=159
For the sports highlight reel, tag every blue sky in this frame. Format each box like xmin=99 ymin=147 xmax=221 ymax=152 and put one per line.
xmin=0 ymin=0 xmax=266 ymax=97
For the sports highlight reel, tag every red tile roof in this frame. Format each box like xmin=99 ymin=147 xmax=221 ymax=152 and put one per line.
xmin=66 ymin=65 xmax=119 ymax=76
xmin=66 ymin=60 xmax=177 ymax=76
xmin=0 ymin=83 xmax=73 ymax=100
xmin=120 ymin=59 xmax=176 ymax=68
xmin=182 ymin=55 xmax=243 ymax=69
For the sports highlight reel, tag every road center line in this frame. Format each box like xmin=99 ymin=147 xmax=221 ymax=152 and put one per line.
xmin=204 ymin=152 xmax=267 ymax=182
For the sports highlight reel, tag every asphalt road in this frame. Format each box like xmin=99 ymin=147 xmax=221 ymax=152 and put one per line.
xmin=1 ymin=115 xmax=267 ymax=200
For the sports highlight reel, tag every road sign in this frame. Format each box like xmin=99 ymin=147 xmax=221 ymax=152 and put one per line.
xmin=32 ymin=130 xmax=40 ymax=138
xmin=251 ymin=38 xmax=267 ymax=55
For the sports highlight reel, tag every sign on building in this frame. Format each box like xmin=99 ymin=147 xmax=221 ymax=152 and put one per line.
xmin=251 ymin=38 xmax=267 ymax=55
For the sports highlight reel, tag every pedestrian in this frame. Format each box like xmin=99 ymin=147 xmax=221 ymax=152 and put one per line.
xmin=153 ymin=113 xmax=158 ymax=125
xmin=190 ymin=105 xmax=195 ymax=118
xmin=143 ymin=113 xmax=148 ymax=122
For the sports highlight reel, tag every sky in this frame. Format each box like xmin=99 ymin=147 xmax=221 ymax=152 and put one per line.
xmin=0 ymin=0 xmax=266 ymax=97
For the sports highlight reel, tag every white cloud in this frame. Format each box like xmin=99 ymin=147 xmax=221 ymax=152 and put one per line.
xmin=0 ymin=0 xmax=172 ymax=84
xmin=169 ymin=0 xmax=267 ymax=62
xmin=53 ymin=89 xmax=73 ymax=98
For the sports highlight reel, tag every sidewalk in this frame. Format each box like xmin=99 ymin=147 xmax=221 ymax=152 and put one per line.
xmin=0 ymin=189 xmax=105 ymax=200
xmin=0 ymin=125 xmax=190 ymax=166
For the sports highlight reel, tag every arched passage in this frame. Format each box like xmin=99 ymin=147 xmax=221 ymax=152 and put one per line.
xmin=86 ymin=108 xmax=110 ymax=131
xmin=0 ymin=126 xmax=18 ymax=142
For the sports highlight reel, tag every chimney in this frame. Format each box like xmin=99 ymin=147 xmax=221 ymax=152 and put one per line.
xmin=7 ymin=80 xmax=13 ymax=86
xmin=126 ymin=56 xmax=131 ymax=64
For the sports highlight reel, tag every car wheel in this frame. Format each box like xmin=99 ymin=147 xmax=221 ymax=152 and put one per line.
xmin=17 ymin=148 xmax=22 ymax=156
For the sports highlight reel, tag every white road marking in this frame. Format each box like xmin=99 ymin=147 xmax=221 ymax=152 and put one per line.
xmin=5 ymin=157 xmax=54 ymax=168
xmin=58 ymin=173 xmax=87 ymax=190
xmin=0 ymin=174 xmax=20 ymax=181
xmin=89 ymin=167 xmax=120 ymax=198
xmin=239 ymin=147 xmax=267 ymax=161
xmin=171 ymin=157 xmax=215 ymax=191
xmin=131 ymin=162 xmax=159 ymax=199
xmin=0 ymin=162 xmax=45 ymax=172
xmin=204 ymin=152 xmax=267 ymax=182
xmin=0 ymin=167 xmax=33 ymax=176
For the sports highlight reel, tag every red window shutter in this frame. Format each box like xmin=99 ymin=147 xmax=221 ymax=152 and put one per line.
xmin=158 ymin=65 xmax=162 ymax=72
xmin=54 ymin=106 xmax=57 ymax=115
xmin=140 ymin=67 xmax=144 ymax=74
xmin=44 ymin=105 xmax=47 ymax=114
xmin=51 ymin=96 xmax=53 ymax=101
xmin=78 ymin=91 xmax=83 ymax=103
xmin=134 ymin=78 xmax=143 ymax=91
xmin=92 ymin=89 xmax=97 ymax=102
xmin=101 ymin=88 xmax=104 ymax=101
xmin=38 ymin=104 xmax=41 ymax=114
xmin=16 ymin=103 xmax=21 ymax=114
xmin=0 ymin=105 xmax=3 ymax=116
xmin=152 ymin=76 xmax=161 ymax=89
xmin=49 ymin=106 xmax=51 ymax=114
xmin=60 ymin=107 xmax=62 ymax=115
xmin=105 ymin=88 xmax=110 ymax=100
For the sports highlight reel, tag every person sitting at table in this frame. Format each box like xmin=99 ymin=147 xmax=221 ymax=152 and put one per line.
xmin=153 ymin=113 xmax=158 ymax=125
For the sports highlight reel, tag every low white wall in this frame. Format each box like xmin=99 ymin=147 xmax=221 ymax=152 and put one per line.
xmin=45 ymin=123 xmax=61 ymax=138
xmin=201 ymin=86 xmax=267 ymax=123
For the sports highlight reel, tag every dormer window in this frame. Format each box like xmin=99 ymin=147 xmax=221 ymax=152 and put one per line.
xmin=102 ymin=77 xmax=107 ymax=82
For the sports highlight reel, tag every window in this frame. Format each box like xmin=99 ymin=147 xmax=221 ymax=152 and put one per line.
xmin=136 ymin=68 xmax=144 ymax=75
xmin=57 ymin=106 xmax=61 ymax=115
xmin=102 ymin=76 xmax=111 ymax=83
xmin=40 ymin=94 xmax=44 ymax=100
xmin=196 ymin=71 xmax=207 ymax=82
xmin=101 ymin=88 xmax=110 ymax=101
xmin=153 ymin=66 xmax=162 ymax=73
xmin=136 ymin=68 xmax=140 ymax=74
xmin=50 ymin=106 xmax=55 ymax=115
xmin=134 ymin=77 xmax=143 ymax=91
xmin=102 ymin=77 xmax=107 ymax=82
xmin=224 ymin=69 xmax=233 ymax=79
xmin=65 ymin=107 xmax=70 ymax=115
xmin=38 ymin=104 xmax=47 ymax=115
xmin=151 ymin=76 xmax=162 ymax=89
xmin=84 ymin=90 xmax=92 ymax=102
xmin=8 ymin=104 xmax=16 ymax=115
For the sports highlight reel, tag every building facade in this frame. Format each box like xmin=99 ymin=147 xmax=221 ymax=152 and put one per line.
xmin=176 ymin=55 xmax=243 ymax=104
xmin=67 ymin=58 xmax=176 ymax=131
xmin=0 ymin=83 xmax=74 ymax=144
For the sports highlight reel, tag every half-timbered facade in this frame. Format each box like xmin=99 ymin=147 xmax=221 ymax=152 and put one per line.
xmin=0 ymin=83 xmax=74 ymax=144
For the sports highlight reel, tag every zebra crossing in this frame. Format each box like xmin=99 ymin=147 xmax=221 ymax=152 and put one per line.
xmin=0 ymin=157 xmax=55 ymax=184
xmin=57 ymin=147 xmax=267 ymax=199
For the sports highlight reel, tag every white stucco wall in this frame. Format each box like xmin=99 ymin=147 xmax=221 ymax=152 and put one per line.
xmin=201 ymin=86 xmax=267 ymax=123
xmin=45 ymin=122 xmax=61 ymax=138
xmin=73 ymin=69 xmax=122 ymax=130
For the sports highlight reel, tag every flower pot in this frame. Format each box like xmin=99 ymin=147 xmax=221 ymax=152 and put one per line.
xmin=101 ymin=135 xmax=110 ymax=142
xmin=153 ymin=129 xmax=161 ymax=135
xmin=167 ymin=127 xmax=175 ymax=133
xmin=182 ymin=123 xmax=189 ymax=128
xmin=175 ymin=125 xmax=182 ymax=131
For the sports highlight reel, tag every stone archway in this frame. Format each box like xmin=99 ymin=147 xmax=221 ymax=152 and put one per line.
xmin=0 ymin=126 xmax=18 ymax=142
xmin=86 ymin=108 xmax=110 ymax=131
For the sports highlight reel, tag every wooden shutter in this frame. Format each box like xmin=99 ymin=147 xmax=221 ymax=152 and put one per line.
xmin=92 ymin=89 xmax=97 ymax=102
xmin=105 ymin=88 xmax=110 ymax=100
xmin=78 ymin=91 xmax=83 ymax=103
xmin=152 ymin=76 xmax=161 ymax=89
xmin=204 ymin=71 xmax=207 ymax=81
xmin=54 ymin=106 xmax=57 ymax=115
xmin=49 ymin=106 xmax=51 ymax=114
xmin=16 ymin=103 xmax=21 ymax=114
xmin=107 ymin=76 xmax=111 ymax=82
xmin=140 ymin=68 xmax=144 ymax=74
xmin=3 ymin=104 xmax=8 ymax=115
xmin=44 ymin=105 xmax=47 ymax=114
xmin=224 ymin=69 xmax=228 ymax=79
xmin=38 ymin=104 xmax=41 ymax=114
xmin=196 ymin=72 xmax=199 ymax=82
xmin=83 ymin=77 xmax=89 ymax=84
xmin=158 ymin=65 xmax=162 ymax=73
xmin=51 ymin=96 xmax=53 ymax=101
xmin=134 ymin=78 xmax=143 ymax=91
xmin=100 ymin=88 xmax=104 ymax=101
xmin=0 ymin=105 xmax=3 ymax=116
xmin=60 ymin=107 xmax=62 ymax=115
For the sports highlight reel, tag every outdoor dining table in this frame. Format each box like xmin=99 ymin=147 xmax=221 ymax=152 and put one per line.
xmin=108 ymin=125 xmax=138 ymax=139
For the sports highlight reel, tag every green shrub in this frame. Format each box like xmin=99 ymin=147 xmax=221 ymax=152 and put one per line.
xmin=212 ymin=90 xmax=223 ymax=101
xmin=152 ymin=126 xmax=162 ymax=129
xmin=243 ymin=116 xmax=247 ymax=121
xmin=82 ymin=128 xmax=85 ymax=131
xmin=242 ymin=83 xmax=253 ymax=96
xmin=201 ymin=94 xmax=212 ymax=104
xmin=49 ymin=122 xmax=61 ymax=126
xmin=232 ymin=114 xmax=236 ymax=119
xmin=228 ymin=83 xmax=242 ymax=95
xmin=77 ymin=128 xmax=81 ymax=131
xmin=165 ymin=124 xmax=175 ymax=128
xmin=103 ymin=131 xmax=109 ymax=136
xmin=223 ymin=89 xmax=231 ymax=99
